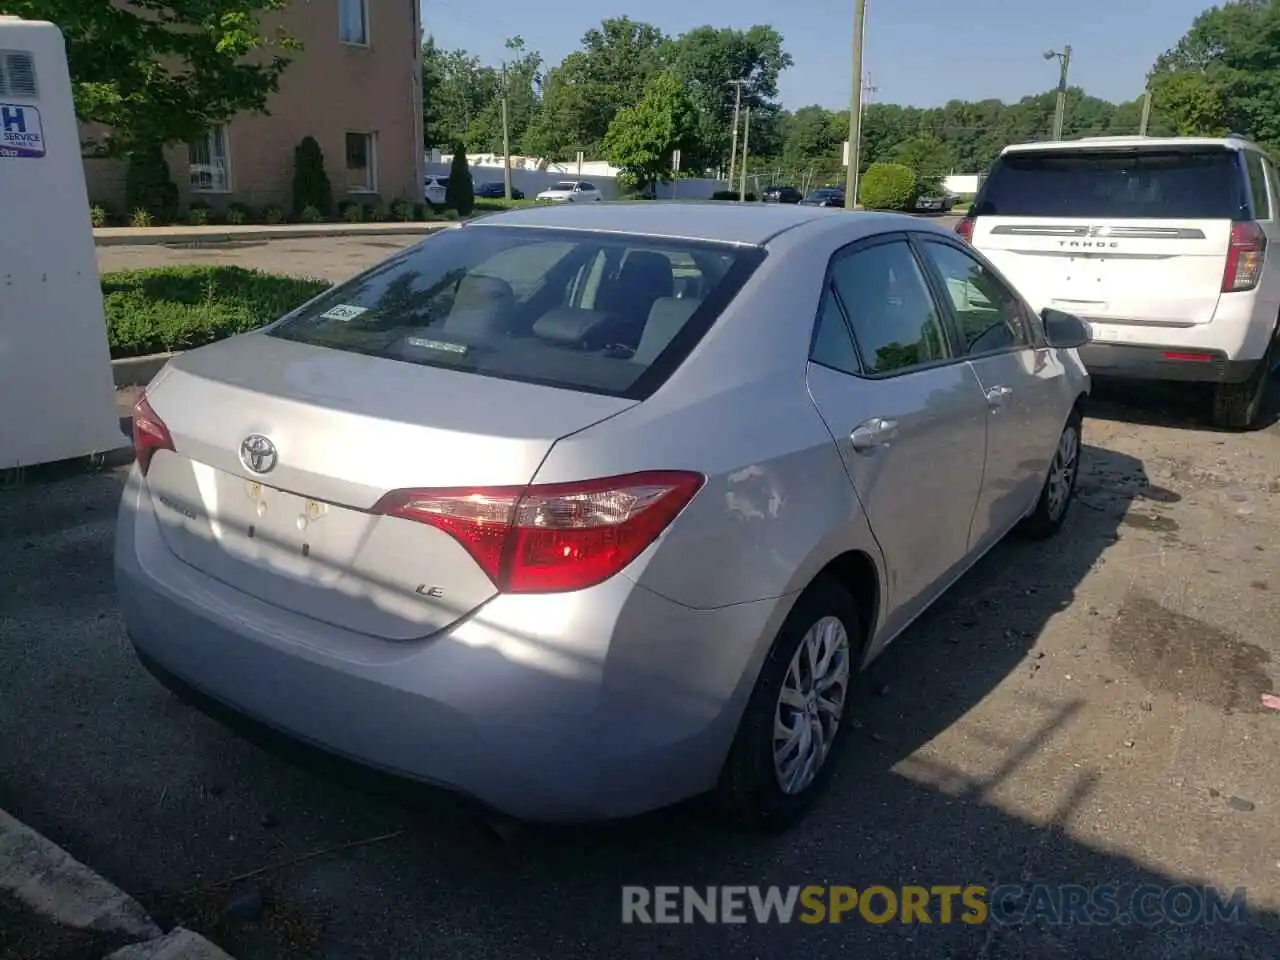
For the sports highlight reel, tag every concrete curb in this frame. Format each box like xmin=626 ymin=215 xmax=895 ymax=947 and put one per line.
xmin=0 ymin=807 xmax=238 ymax=958
xmin=113 ymin=353 xmax=177 ymax=389
xmin=0 ymin=806 xmax=159 ymax=939
xmin=94 ymin=221 xmax=455 ymax=247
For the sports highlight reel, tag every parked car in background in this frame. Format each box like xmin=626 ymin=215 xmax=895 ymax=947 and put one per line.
xmin=476 ymin=181 xmax=525 ymax=200
xmin=800 ymin=187 xmax=845 ymax=207
xmin=915 ymin=192 xmax=956 ymax=213
xmin=536 ymin=181 xmax=602 ymax=203
xmin=424 ymin=175 xmax=449 ymax=206
xmin=118 ymin=202 xmax=1089 ymax=830
xmin=762 ymin=185 xmax=804 ymax=204
xmin=957 ymin=134 xmax=1280 ymax=428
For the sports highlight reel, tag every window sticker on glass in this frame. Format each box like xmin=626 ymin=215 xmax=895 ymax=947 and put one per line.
xmin=406 ymin=337 xmax=468 ymax=354
xmin=319 ymin=304 xmax=369 ymax=322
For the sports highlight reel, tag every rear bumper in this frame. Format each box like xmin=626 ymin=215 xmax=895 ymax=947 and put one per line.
xmin=1079 ymin=342 xmax=1259 ymax=384
xmin=115 ymin=468 xmax=779 ymax=822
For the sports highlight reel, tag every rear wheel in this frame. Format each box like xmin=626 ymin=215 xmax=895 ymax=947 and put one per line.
xmin=715 ymin=575 xmax=860 ymax=829
xmin=1019 ymin=407 xmax=1083 ymax=540
xmin=1212 ymin=334 xmax=1276 ymax=430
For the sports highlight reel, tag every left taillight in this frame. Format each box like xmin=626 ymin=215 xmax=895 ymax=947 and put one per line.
xmin=372 ymin=470 xmax=705 ymax=594
xmin=955 ymin=216 xmax=976 ymax=243
xmin=131 ymin=394 xmax=173 ymax=475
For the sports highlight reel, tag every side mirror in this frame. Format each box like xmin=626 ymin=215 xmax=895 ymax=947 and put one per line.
xmin=1041 ymin=307 xmax=1091 ymax=349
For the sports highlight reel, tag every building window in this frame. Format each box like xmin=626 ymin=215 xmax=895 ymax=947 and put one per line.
xmin=346 ymin=132 xmax=376 ymax=192
xmin=338 ymin=0 xmax=368 ymax=44
xmin=189 ymin=125 xmax=230 ymax=192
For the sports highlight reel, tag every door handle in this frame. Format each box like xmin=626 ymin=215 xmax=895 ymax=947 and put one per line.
xmin=850 ymin=417 xmax=899 ymax=451
xmin=986 ymin=385 xmax=1013 ymax=409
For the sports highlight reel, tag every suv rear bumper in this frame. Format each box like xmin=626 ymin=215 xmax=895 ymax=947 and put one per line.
xmin=1079 ymin=342 xmax=1259 ymax=384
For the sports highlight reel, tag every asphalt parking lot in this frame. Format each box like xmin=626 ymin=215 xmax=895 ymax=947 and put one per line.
xmin=1 ymin=231 xmax=1274 ymax=958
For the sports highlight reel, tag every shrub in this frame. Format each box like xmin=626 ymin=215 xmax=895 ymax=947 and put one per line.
xmin=89 ymin=204 xmax=108 ymax=228
xmin=227 ymin=201 xmax=253 ymax=224
xmin=186 ymin=205 xmax=210 ymax=226
xmin=125 ymin=146 xmax=179 ymax=224
xmin=367 ymin=200 xmax=390 ymax=222
xmin=859 ymin=163 xmax=918 ymax=211
xmin=130 ymin=208 xmax=154 ymax=229
xmin=445 ymin=145 xmax=474 ymax=215
xmin=392 ymin=200 xmax=415 ymax=222
xmin=340 ymin=201 xmax=364 ymax=222
xmin=101 ymin=266 xmax=332 ymax=358
xmin=264 ymin=205 xmax=286 ymax=224
xmin=299 ymin=204 xmax=323 ymax=223
xmin=291 ymin=136 xmax=333 ymax=219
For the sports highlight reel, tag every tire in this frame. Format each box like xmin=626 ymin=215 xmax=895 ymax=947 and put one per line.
xmin=1019 ymin=405 xmax=1084 ymax=541
xmin=1211 ymin=333 xmax=1276 ymax=430
xmin=715 ymin=575 xmax=862 ymax=829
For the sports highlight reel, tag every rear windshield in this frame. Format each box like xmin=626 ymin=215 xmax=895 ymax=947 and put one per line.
xmin=975 ymin=148 xmax=1247 ymax=220
xmin=268 ymin=225 xmax=763 ymax=399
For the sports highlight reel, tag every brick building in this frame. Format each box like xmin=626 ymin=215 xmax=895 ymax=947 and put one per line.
xmin=83 ymin=0 xmax=424 ymax=213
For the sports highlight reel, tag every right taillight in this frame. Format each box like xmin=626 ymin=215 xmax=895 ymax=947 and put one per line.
xmin=955 ymin=217 xmax=975 ymax=243
xmin=373 ymin=470 xmax=705 ymax=594
xmin=131 ymin=394 xmax=173 ymax=475
xmin=1222 ymin=220 xmax=1267 ymax=293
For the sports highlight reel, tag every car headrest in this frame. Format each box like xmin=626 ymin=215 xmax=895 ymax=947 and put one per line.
xmin=617 ymin=251 xmax=675 ymax=298
xmin=633 ymin=297 xmax=702 ymax=365
xmin=532 ymin=306 xmax=612 ymax=344
xmin=451 ymin=273 xmax=515 ymax=313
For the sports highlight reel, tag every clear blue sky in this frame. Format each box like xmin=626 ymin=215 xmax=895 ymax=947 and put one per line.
xmin=424 ymin=0 xmax=1211 ymax=109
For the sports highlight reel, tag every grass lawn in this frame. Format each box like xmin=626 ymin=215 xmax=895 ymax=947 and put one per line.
xmin=102 ymin=266 xmax=331 ymax=359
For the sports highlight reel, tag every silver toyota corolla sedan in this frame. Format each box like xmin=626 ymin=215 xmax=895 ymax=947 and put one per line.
xmin=116 ymin=202 xmax=1091 ymax=827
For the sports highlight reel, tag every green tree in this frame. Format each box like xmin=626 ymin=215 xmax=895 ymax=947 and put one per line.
xmin=430 ymin=48 xmax=501 ymax=150
xmin=291 ymin=137 xmax=333 ymax=218
xmin=446 ymin=146 xmax=474 ymax=214
xmin=604 ymin=72 xmax=698 ymax=189
xmin=887 ymin=135 xmax=955 ymax=186
xmin=1149 ymin=0 xmax=1280 ymax=145
xmin=421 ymin=36 xmax=446 ymax=149
xmin=859 ymin=162 xmax=918 ymax=211
xmin=467 ymin=37 xmax=544 ymax=154
xmin=4 ymin=0 xmax=296 ymax=157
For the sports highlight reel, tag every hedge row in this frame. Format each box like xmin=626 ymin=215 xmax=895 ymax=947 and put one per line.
xmin=103 ymin=266 xmax=332 ymax=359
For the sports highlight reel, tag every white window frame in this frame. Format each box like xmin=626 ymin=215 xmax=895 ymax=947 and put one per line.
xmin=338 ymin=0 xmax=369 ymax=46
xmin=188 ymin=124 xmax=231 ymax=193
xmin=345 ymin=131 xmax=377 ymax=194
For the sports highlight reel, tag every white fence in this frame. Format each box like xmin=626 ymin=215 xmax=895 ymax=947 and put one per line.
xmin=425 ymin=161 xmax=730 ymax=201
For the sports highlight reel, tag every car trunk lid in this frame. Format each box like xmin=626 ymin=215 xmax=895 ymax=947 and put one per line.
xmin=141 ymin=334 xmax=635 ymax=640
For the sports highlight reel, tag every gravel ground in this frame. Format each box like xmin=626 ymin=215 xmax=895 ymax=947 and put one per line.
xmin=2 ymin=375 xmax=1277 ymax=959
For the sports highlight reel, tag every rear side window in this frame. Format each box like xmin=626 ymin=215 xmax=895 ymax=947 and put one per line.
xmin=975 ymin=148 xmax=1247 ymax=220
xmin=268 ymin=225 xmax=763 ymax=399
xmin=1245 ymin=151 xmax=1271 ymax=219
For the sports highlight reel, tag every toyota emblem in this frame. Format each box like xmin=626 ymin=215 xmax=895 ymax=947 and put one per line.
xmin=239 ymin=434 xmax=278 ymax=474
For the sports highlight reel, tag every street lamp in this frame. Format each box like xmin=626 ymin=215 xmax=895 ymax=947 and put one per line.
xmin=1044 ymin=45 xmax=1072 ymax=141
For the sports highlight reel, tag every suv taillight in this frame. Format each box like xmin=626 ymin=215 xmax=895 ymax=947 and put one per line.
xmin=1222 ymin=220 xmax=1267 ymax=293
xmin=373 ymin=470 xmax=704 ymax=594
xmin=131 ymin=394 xmax=174 ymax=475
xmin=955 ymin=217 xmax=975 ymax=243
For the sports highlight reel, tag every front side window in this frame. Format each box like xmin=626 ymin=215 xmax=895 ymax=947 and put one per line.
xmin=339 ymin=0 xmax=368 ymax=44
xmin=918 ymin=240 xmax=1031 ymax=355
xmin=828 ymin=240 xmax=950 ymax=375
xmin=268 ymin=226 xmax=762 ymax=398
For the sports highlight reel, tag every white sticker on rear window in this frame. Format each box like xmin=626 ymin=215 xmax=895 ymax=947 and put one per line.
xmin=407 ymin=337 xmax=468 ymax=354
xmin=319 ymin=304 xmax=369 ymax=322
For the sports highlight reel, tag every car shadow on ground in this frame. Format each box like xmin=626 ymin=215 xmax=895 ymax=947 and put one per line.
xmin=1085 ymin=372 xmax=1280 ymax=433
xmin=7 ymin=445 xmax=1274 ymax=958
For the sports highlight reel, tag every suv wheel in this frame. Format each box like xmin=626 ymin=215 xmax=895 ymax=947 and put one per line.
xmin=1212 ymin=331 xmax=1276 ymax=429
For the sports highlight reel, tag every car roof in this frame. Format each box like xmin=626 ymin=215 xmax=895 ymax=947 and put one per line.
xmin=465 ymin=200 xmax=931 ymax=246
xmin=1002 ymin=134 xmax=1263 ymax=155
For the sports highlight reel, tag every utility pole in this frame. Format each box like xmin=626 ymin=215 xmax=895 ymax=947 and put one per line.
xmin=845 ymin=0 xmax=869 ymax=209
xmin=1044 ymin=45 xmax=1072 ymax=141
xmin=726 ymin=79 xmax=748 ymax=191
xmin=739 ymin=105 xmax=751 ymax=201
xmin=500 ymin=63 xmax=512 ymax=200
xmin=1139 ymin=88 xmax=1152 ymax=136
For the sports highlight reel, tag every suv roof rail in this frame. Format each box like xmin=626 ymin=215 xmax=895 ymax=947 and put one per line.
xmin=1226 ymin=132 xmax=1249 ymax=141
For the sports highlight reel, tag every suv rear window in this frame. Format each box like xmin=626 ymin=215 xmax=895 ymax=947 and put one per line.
xmin=268 ymin=225 xmax=763 ymax=399
xmin=975 ymin=148 xmax=1248 ymax=220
